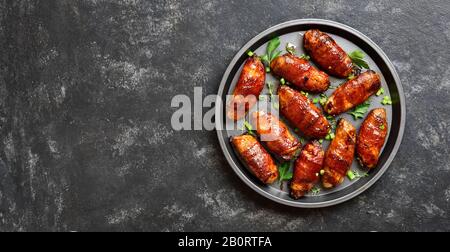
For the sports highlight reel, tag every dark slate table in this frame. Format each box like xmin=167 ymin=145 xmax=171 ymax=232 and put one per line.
xmin=0 ymin=0 xmax=449 ymax=231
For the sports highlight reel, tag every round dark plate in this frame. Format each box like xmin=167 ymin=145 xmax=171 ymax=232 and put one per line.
xmin=216 ymin=19 xmax=405 ymax=208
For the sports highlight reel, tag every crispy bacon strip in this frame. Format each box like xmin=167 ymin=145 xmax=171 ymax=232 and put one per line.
xmin=357 ymin=108 xmax=388 ymax=169
xmin=270 ymin=53 xmax=329 ymax=93
xmin=322 ymin=119 xmax=356 ymax=188
xmin=278 ymin=85 xmax=330 ymax=139
xmin=227 ymin=56 xmax=265 ymax=121
xmin=231 ymin=134 xmax=278 ymax=184
xmin=252 ymin=111 xmax=301 ymax=161
xmin=290 ymin=141 xmax=324 ymax=199
xmin=324 ymin=70 xmax=381 ymax=115
xmin=303 ymin=29 xmax=353 ymax=78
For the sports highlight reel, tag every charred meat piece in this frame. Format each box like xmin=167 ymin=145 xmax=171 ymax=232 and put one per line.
xmin=324 ymin=70 xmax=381 ymax=115
xmin=290 ymin=141 xmax=324 ymax=199
xmin=231 ymin=134 xmax=279 ymax=184
xmin=357 ymin=108 xmax=388 ymax=169
xmin=270 ymin=53 xmax=330 ymax=93
xmin=322 ymin=119 xmax=356 ymax=188
xmin=278 ymin=85 xmax=330 ymax=139
xmin=303 ymin=29 xmax=353 ymax=78
xmin=227 ymin=56 xmax=265 ymax=121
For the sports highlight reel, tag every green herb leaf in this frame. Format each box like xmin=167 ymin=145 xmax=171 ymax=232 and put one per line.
xmin=352 ymin=58 xmax=370 ymax=69
xmin=381 ymin=96 xmax=392 ymax=105
xmin=286 ymin=42 xmax=296 ymax=55
xmin=267 ymin=37 xmax=281 ymax=60
xmin=348 ymin=170 xmax=369 ymax=181
xmin=348 ymin=50 xmax=370 ymax=69
xmin=376 ymin=87 xmax=385 ymax=96
xmin=300 ymin=54 xmax=310 ymax=60
xmin=261 ymin=54 xmax=270 ymax=65
xmin=311 ymin=187 xmax=321 ymax=195
xmin=319 ymin=93 xmax=328 ymax=106
xmin=272 ymin=50 xmax=282 ymax=61
xmin=349 ymin=101 xmax=371 ymax=120
xmin=348 ymin=50 xmax=365 ymax=59
xmin=278 ymin=162 xmax=292 ymax=182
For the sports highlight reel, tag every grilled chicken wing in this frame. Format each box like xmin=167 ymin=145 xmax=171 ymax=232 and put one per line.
xmin=303 ymin=29 xmax=353 ymax=78
xmin=357 ymin=108 xmax=388 ymax=169
xmin=290 ymin=141 xmax=324 ymax=199
xmin=227 ymin=56 xmax=265 ymax=121
xmin=324 ymin=70 xmax=381 ymax=115
xmin=270 ymin=53 xmax=330 ymax=93
xmin=278 ymin=85 xmax=330 ymax=139
xmin=231 ymin=134 xmax=278 ymax=184
xmin=252 ymin=111 xmax=301 ymax=161
xmin=322 ymin=119 xmax=356 ymax=188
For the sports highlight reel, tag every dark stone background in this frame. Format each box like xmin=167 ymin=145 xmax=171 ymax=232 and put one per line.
xmin=0 ymin=0 xmax=449 ymax=231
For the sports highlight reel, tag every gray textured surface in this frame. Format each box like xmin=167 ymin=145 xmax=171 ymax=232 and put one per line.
xmin=0 ymin=0 xmax=449 ymax=232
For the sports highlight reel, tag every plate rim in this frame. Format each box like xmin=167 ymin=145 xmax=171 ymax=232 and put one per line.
xmin=215 ymin=18 xmax=406 ymax=208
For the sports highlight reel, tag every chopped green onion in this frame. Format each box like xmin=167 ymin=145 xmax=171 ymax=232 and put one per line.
xmin=265 ymin=66 xmax=271 ymax=73
xmin=348 ymin=74 xmax=355 ymax=80
xmin=259 ymin=95 xmax=266 ymax=100
xmin=247 ymin=50 xmax=254 ymax=57
xmin=301 ymin=91 xmax=309 ymax=97
xmin=379 ymin=124 xmax=385 ymax=130
xmin=381 ymin=96 xmax=392 ymax=105
xmin=313 ymin=98 xmax=319 ymax=103
xmin=320 ymin=169 xmax=325 ymax=176
xmin=280 ymin=78 xmax=286 ymax=85
xmin=376 ymin=87 xmax=385 ymax=96
xmin=319 ymin=139 xmax=323 ymax=144
xmin=347 ymin=170 xmax=356 ymax=180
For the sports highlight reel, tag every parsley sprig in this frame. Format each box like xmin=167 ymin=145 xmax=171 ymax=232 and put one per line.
xmin=267 ymin=82 xmax=279 ymax=110
xmin=311 ymin=187 xmax=321 ymax=195
xmin=278 ymin=163 xmax=293 ymax=182
xmin=261 ymin=37 xmax=282 ymax=72
xmin=347 ymin=170 xmax=369 ymax=181
xmin=349 ymin=101 xmax=370 ymax=120
xmin=348 ymin=50 xmax=369 ymax=69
